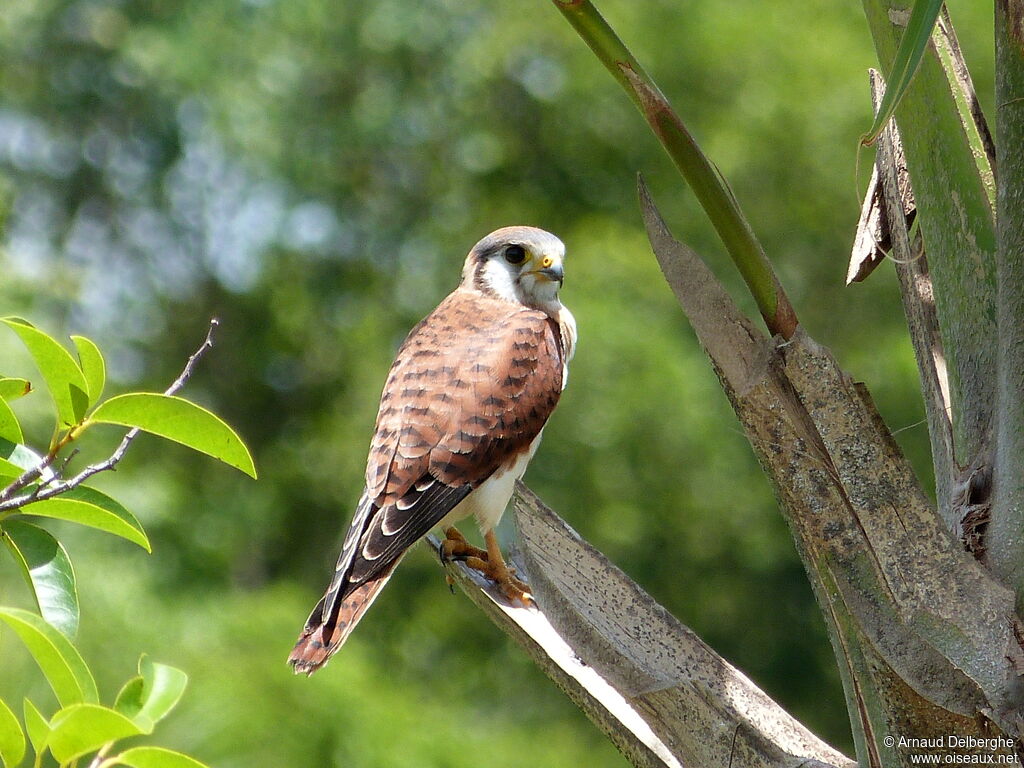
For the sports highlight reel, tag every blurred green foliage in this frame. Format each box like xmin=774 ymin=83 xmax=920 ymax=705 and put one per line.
xmin=0 ymin=0 xmax=996 ymax=766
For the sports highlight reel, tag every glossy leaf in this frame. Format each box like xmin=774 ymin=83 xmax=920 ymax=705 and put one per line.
xmin=0 ymin=696 xmax=25 ymax=768
xmin=137 ymin=656 xmax=187 ymax=729
xmin=0 ymin=444 xmax=47 ymax=505
xmin=46 ymin=703 xmax=142 ymax=763
xmin=21 ymin=485 xmax=151 ymax=552
xmin=88 ymin=393 xmax=257 ymax=478
xmin=2 ymin=520 xmax=79 ymax=638
xmin=112 ymin=658 xmax=187 ymax=734
xmin=113 ymin=746 xmax=210 ymax=768
xmin=0 ymin=439 xmax=45 ymax=475
xmin=0 ymin=399 xmax=21 ymax=444
xmin=0 ymin=607 xmax=97 ymax=707
xmin=71 ymin=335 xmax=106 ymax=406
xmin=114 ymin=677 xmax=146 ymax=720
xmin=22 ymin=699 xmax=48 ymax=755
xmin=1 ymin=318 xmax=90 ymax=427
xmin=861 ymin=0 xmax=944 ymax=145
xmin=0 ymin=378 xmax=31 ymax=401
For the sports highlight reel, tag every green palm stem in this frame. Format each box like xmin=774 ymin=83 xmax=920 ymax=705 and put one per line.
xmin=552 ymin=0 xmax=797 ymax=339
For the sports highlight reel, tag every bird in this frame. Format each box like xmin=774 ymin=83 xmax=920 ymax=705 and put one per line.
xmin=288 ymin=226 xmax=577 ymax=675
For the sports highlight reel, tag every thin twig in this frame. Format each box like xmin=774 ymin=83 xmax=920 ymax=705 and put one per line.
xmin=87 ymin=741 xmax=115 ymax=768
xmin=46 ymin=448 xmax=80 ymax=488
xmin=0 ymin=319 xmax=219 ymax=513
xmin=0 ymin=431 xmax=65 ymax=503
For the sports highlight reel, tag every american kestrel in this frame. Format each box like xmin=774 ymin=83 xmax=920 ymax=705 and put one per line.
xmin=289 ymin=226 xmax=577 ymax=674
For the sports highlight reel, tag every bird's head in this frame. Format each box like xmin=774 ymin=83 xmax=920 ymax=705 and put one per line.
xmin=462 ymin=226 xmax=566 ymax=310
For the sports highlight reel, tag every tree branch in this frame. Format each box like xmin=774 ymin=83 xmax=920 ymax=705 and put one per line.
xmin=860 ymin=0 xmax=997 ymax=481
xmin=429 ymin=484 xmax=853 ymax=768
xmin=988 ymin=0 xmax=1024 ymax=614
xmin=639 ymin=177 xmax=1024 ymax=762
xmin=551 ymin=0 xmax=797 ymax=338
xmin=865 ymin=69 xmax=958 ymax=531
xmin=0 ymin=319 xmax=219 ymax=514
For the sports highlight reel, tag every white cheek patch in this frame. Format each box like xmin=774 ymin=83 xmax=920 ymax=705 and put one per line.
xmin=480 ymin=259 xmax=523 ymax=303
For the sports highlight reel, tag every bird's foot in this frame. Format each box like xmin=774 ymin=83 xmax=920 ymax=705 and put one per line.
xmin=441 ymin=528 xmax=533 ymax=606
xmin=468 ymin=557 xmax=532 ymax=606
xmin=440 ymin=527 xmax=488 ymax=562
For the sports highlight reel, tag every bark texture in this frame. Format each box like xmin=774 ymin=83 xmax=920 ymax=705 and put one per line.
xmin=429 ymin=486 xmax=854 ymax=768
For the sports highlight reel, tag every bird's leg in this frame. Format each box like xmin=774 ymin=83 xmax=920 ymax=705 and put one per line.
xmin=440 ymin=528 xmax=533 ymax=605
xmin=470 ymin=530 xmax=533 ymax=605
xmin=440 ymin=527 xmax=488 ymax=562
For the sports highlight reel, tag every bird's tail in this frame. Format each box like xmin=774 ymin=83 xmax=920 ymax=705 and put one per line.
xmin=288 ymin=562 xmax=398 ymax=675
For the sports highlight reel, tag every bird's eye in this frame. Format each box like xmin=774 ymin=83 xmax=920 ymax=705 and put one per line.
xmin=504 ymin=244 xmax=527 ymax=265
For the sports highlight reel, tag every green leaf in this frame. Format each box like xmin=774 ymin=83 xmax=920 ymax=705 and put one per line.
xmin=0 ymin=607 xmax=98 ymax=707
xmin=20 ymin=485 xmax=150 ymax=552
xmin=46 ymin=704 xmax=142 ymax=763
xmin=860 ymin=0 xmax=944 ymax=146
xmin=0 ymin=378 xmax=32 ymax=401
xmin=1 ymin=318 xmax=90 ymax=428
xmin=0 ymin=430 xmax=47 ymax=502
xmin=71 ymin=336 xmax=105 ymax=407
xmin=88 ymin=393 xmax=257 ymax=478
xmin=137 ymin=656 xmax=187 ymax=729
xmin=0 ymin=697 xmax=25 ymax=768
xmin=112 ymin=658 xmax=187 ymax=734
xmin=1 ymin=520 xmax=80 ymax=639
xmin=0 ymin=439 xmax=44 ymax=475
xmin=22 ymin=699 xmax=49 ymax=756
xmin=0 ymin=398 xmax=22 ymax=445
xmin=114 ymin=677 xmax=145 ymax=720
xmin=112 ymin=746 xmax=210 ymax=768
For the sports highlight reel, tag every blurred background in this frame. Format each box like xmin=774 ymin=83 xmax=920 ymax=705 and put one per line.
xmin=0 ymin=1 xmax=996 ymax=765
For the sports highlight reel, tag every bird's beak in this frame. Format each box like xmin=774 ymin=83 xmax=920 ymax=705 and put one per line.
xmin=533 ymin=256 xmax=565 ymax=285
